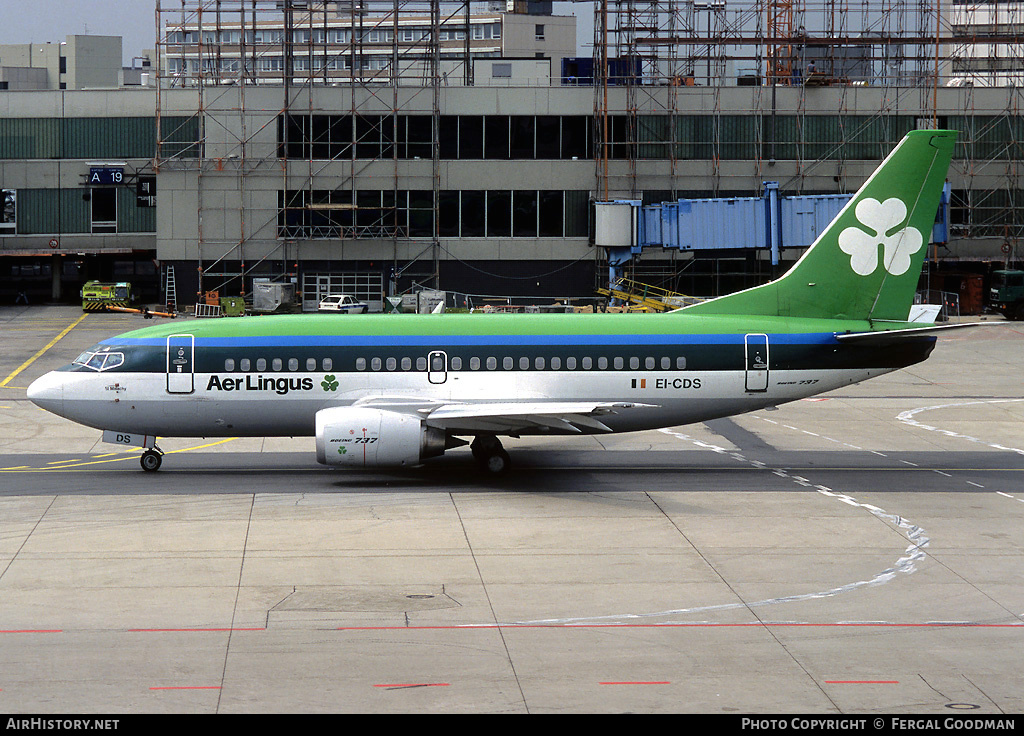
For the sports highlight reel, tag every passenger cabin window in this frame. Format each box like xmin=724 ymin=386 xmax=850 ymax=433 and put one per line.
xmin=323 ymin=358 xmax=333 ymax=371
xmin=566 ymin=357 xmax=577 ymax=370
xmin=486 ymin=357 xmax=497 ymax=370
xmin=356 ymin=358 xmax=366 ymax=371
xmin=225 ymin=359 xmax=235 ymax=371
xmin=451 ymin=356 xmax=463 ymax=370
xmin=401 ymin=357 xmax=412 ymax=371
xmin=582 ymin=357 xmax=593 ymax=369
xmin=598 ymin=357 xmax=608 ymax=370
xmin=288 ymin=358 xmax=299 ymax=371
xmin=371 ymin=357 xmax=381 ymax=371
xmin=470 ymin=357 xmax=480 ymax=370
xmin=307 ymin=358 xmax=316 ymax=371
xmin=272 ymin=358 xmax=283 ymax=371
xmin=551 ymin=357 xmax=561 ymax=370
xmin=241 ymin=358 xmax=251 ymax=371
xmin=256 ymin=358 xmax=267 ymax=371
xmin=386 ymin=357 xmax=397 ymax=371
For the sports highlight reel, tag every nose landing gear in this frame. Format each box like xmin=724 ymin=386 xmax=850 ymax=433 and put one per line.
xmin=140 ymin=447 xmax=164 ymax=472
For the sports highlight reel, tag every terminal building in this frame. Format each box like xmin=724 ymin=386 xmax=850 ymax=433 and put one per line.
xmin=1 ymin=0 xmax=1024 ymax=313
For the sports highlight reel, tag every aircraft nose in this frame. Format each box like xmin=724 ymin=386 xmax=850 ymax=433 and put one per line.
xmin=27 ymin=371 xmax=64 ymax=415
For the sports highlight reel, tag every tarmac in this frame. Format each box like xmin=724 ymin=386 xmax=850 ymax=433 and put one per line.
xmin=0 ymin=305 xmax=1023 ymax=714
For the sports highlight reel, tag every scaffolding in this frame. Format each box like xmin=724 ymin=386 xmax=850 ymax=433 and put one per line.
xmin=153 ymin=0 xmax=1024 ymax=302
xmin=155 ymin=0 xmax=472 ymax=299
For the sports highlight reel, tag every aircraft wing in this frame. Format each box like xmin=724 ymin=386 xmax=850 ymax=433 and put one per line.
xmin=420 ymin=401 xmax=658 ymax=434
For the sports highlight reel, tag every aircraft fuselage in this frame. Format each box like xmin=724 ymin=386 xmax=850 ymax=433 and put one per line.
xmin=28 ymin=311 xmax=934 ymax=439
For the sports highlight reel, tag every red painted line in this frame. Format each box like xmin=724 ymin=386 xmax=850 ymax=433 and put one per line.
xmin=600 ymin=681 xmax=671 ymax=685
xmin=825 ymin=681 xmax=900 ymax=684
xmin=150 ymin=686 xmax=222 ymax=691
xmin=373 ymin=683 xmax=450 ymax=688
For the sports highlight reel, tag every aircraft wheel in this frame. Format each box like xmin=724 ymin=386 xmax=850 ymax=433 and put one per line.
xmin=470 ymin=435 xmax=500 ymax=460
xmin=140 ymin=449 xmax=163 ymax=472
xmin=481 ymin=449 xmax=511 ymax=476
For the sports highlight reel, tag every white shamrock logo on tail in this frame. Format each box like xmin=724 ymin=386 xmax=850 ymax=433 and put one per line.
xmin=838 ymin=198 xmax=923 ymax=276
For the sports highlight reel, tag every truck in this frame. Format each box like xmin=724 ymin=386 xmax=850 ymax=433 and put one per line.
xmin=81 ymin=281 xmax=132 ymax=312
xmin=989 ymin=270 xmax=1024 ymax=320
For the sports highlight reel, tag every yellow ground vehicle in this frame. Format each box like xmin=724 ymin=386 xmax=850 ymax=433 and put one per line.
xmin=81 ymin=281 xmax=132 ymax=312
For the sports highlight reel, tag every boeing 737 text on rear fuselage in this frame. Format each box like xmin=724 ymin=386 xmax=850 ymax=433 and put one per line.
xmin=28 ymin=130 xmax=960 ymax=474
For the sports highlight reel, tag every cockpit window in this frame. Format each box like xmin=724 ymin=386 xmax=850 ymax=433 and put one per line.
xmin=73 ymin=350 xmax=125 ymax=372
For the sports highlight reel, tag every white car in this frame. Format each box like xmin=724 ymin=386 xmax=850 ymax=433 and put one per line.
xmin=317 ymin=294 xmax=369 ymax=314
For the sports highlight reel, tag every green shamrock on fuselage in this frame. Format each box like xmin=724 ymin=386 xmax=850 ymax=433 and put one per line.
xmin=321 ymin=374 xmax=339 ymax=392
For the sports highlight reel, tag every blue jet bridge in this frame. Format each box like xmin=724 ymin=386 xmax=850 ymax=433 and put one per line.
xmin=599 ymin=182 xmax=951 ymax=285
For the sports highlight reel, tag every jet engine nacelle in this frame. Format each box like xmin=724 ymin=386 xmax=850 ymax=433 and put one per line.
xmin=315 ymin=406 xmax=447 ymax=467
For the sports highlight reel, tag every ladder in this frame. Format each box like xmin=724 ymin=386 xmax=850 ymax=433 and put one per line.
xmin=164 ymin=266 xmax=177 ymax=314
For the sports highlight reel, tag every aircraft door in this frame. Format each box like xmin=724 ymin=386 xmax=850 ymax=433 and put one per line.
xmin=166 ymin=334 xmax=195 ymax=394
xmin=744 ymin=333 xmax=769 ymax=392
xmin=427 ymin=350 xmax=448 ymax=384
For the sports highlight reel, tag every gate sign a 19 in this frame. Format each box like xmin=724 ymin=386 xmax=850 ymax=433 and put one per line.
xmin=88 ymin=167 xmax=124 ymax=185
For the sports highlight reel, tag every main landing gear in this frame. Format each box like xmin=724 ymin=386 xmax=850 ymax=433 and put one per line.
xmin=471 ymin=435 xmax=511 ymax=476
xmin=140 ymin=447 xmax=164 ymax=472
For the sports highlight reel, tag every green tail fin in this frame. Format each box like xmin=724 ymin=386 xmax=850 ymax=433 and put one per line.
xmin=683 ymin=129 xmax=958 ymax=322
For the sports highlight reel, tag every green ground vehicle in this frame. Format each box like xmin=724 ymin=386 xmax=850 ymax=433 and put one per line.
xmin=989 ymin=270 xmax=1024 ymax=320
xmin=81 ymin=281 xmax=132 ymax=312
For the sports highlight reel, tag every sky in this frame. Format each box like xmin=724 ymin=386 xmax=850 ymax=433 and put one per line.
xmin=0 ymin=0 xmax=590 ymax=66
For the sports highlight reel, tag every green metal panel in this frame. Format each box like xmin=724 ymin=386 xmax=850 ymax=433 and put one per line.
xmin=61 ymin=117 xmax=156 ymax=159
xmin=718 ymin=116 xmax=759 ymax=161
xmin=0 ymin=118 xmax=61 ymax=158
xmin=801 ymin=116 xmax=843 ymax=160
xmin=16 ymin=189 xmax=89 ymax=234
xmin=0 ymin=117 xmax=202 ymax=160
xmin=637 ymin=115 xmax=671 ymax=159
xmin=159 ymin=115 xmax=202 ymax=159
xmin=952 ymin=115 xmax=1024 ymax=162
xmin=674 ymin=115 xmax=715 ymax=160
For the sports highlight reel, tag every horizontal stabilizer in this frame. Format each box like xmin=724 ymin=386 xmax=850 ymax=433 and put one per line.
xmin=835 ymin=322 xmax=993 ymax=343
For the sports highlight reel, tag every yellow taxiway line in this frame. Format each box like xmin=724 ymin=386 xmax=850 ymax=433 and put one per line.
xmin=0 ymin=438 xmax=239 ymax=471
xmin=0 ymin=314 xmax=88 ymax=389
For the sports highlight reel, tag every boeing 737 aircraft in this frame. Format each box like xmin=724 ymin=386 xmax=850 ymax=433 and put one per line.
xmin=29 ymin=130 xmax=958 ymax=474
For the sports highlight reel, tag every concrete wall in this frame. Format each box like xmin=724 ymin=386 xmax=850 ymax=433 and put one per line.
xmin=64 ymin=36 xmax=122 ymax=89
xmin=0 ymin=35 xmax=121 ymax=90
